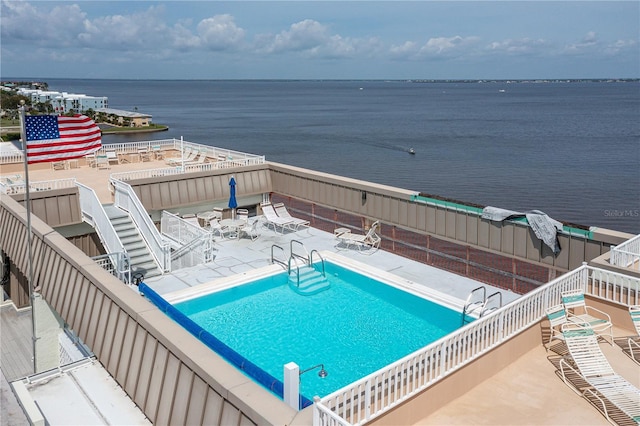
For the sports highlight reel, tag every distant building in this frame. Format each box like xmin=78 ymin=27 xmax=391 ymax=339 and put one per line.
xmin=16 ymin=88 xmax=108 ymax=113
xmin=95 ymin=107 xmax=152 ymax=127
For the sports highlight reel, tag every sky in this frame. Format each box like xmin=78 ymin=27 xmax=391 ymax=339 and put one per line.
xmin=1 ymin=1 xmax=639 ymax=80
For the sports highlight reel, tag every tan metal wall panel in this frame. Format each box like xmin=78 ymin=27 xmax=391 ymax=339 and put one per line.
xmin=514 ymin=225 xmax=528 ymax=258
xmin=66 ymin=269 xmax=82 ymax=326
xmin=170 ymin=365 xmax=195 ymax=425
xmin=116 ymin=316 xmax=137 ymax=384
xmin=555 ymin=234 xmax=571 ymax=270
xmin=101 ymin=302 xmax=121 ymax=366
xmin=126 ymin=326 xmax=148 ymax=396
xmin=146 ymin=343 xmax=169 ymax=422
xmin=526 ymin=229 xmax=540 ymax=261
xmin=91 ymin=296 xmax=112 ymax=360
xmin=107 ymin=309 xmax=129 ymax=375
xmin=185 ymin=372 xmax=208 ymax=425
xmin=466 ymin=215 xmax=478 ymax=244
xmin=220 ymin=401 xmax=241 ymax=426
xmin=156 ymin=352 xmax=181 ymax=425
xmin=435 ymin=208 xmax=447 ymax=237
xmin=445 ymin=210 xmax=457 ymax=239
xmin=426 ymin=205 xmax=436 ymax=233
xmin=456 ymin=213 xmax=467 ymax=242
xmin=84 ymin=290 xmax=105 ymax=351
xmin=78 ymin=283 xmax=98 ymax=349
xmin=569 ymin=238 xmax=586 ymax=270
xmin=585 ymin=240 xmax=602 ymax=267
xmin=501 ymin=223 xmax=514 ymax=254
xmin=134 ymin=333 xmax=157 ymax=409
xmin=477 ymin=219 xmax=490 ymax=248
xmin=202 ymin=386 xmax=225 ymax=425
xmin=489 ymin=221 xmax=502 ymax=251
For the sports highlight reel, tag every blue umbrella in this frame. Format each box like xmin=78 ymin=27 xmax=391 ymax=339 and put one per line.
xmin=228 ymin=176 xmax=238 ymax=217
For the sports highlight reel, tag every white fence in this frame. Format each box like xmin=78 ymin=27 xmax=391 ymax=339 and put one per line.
xmin=314 ymin=265 xmax=639 ymax=426
xmin=111 ymin=179 xmax=171 ymax=272
xmin=161 ymin=210 xmax=216 ymax=270
xmin=0 ymin=176 xmax=76 ymax=195
xmin=610 ymin=234 xmax=640 ymax=269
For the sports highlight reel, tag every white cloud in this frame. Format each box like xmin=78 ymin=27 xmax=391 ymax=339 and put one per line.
xmin=197 ymin=14 xmax=245 ymax=51
xmin=257 ymin=19 xmax=328 ymax=54
xmin=419 ymin=36 xmax=481 ymax=57
xmin=487 ymin=38 xmax=549 ymax=55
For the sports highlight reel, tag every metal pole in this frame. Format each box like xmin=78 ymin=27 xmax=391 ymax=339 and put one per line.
xmin=18 ymin=104 xmax=38 ymax=374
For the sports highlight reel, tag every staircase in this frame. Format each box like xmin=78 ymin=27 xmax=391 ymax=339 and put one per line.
xmin=289 ymin=264 xmax=330 ymax=296
xmin=104 ymin=205 xmax=162 ymax=281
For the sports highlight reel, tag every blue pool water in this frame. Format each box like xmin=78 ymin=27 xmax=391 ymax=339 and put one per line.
xmin=171 ymin=262 xmax=462 ymax=399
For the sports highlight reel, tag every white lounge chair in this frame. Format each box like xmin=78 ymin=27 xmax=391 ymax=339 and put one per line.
xmin=106 ymin=150 xmax=120 ymax=165
xmin=561 ymin=289 xmax=613 ymax=345
xmin=545 ymin=304 xmax=570 ymax=351
xmin=166 ymin=148 xmax=195 ymax=166
xmin=273 ymin=202 xmax=309 ymax=231
xmin=336 ymin=221 xmax=381 ymax=253
xmin=261 ymin=203 xmax=295 ymax=234
xmin=184 ymin=150 xmax=209 ymax=167
xmin=616 ymin=305 xmax=640 ymax=365
xmin=559 ymin=323 xmax=640 ymax=424
xmin=96 ymin=154 xmax=110 ymax=169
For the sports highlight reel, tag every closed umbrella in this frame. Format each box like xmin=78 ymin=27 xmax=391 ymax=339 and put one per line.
xmin=228 ymin=176 xmax=238 ymax=219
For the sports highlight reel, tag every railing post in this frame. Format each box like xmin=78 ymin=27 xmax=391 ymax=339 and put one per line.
xmin=284 ymin=362 xmax=300 ymax=410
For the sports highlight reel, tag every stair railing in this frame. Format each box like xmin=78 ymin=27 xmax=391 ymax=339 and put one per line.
xmin=77 ymin=182 xmax=127 ymax=267
xmin=111 ymin=179 xmax=171 ymax=272
xmin=271 ymin=245 xmax=287 ymax=269
xmin=309 ymin=249 xmax=326 ymax=277
xmin=461 ymin=286 xmax=487 ymax=325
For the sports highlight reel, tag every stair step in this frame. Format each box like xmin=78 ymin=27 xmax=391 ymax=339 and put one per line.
xmin=289 ymin=266 xmax=330 ymax=296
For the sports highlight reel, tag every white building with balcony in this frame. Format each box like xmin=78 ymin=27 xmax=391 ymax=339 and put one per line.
xmin=17 ymin=88 xmax=108 ymax=113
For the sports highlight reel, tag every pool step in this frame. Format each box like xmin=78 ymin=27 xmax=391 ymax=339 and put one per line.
xmin=289 ymin=266 xmax=330 ymax=296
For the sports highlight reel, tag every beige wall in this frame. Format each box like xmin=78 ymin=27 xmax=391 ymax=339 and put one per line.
xmin=267 ymin=162 xmax=623 ymax=272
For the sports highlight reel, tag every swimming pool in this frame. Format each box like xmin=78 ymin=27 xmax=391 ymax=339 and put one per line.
xmin=143 ymin=252 xmax=465 ymax=404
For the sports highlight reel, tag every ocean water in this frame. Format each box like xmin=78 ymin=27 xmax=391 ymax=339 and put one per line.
xmin=45 ymin=79 xmax=640 ymax=233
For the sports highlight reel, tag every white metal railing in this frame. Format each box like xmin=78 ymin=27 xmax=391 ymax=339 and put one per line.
xmin=161 ymin=211 xmax=216 ymax=270
xmin=92 ymin=251 xmax=131 ymax=285
xmin=0 ymin=152 xmax=24 ymax=164
xmin=111 ymin=179 xmax=170 ymax=272
xmin=610 ymin=234 xmax=640 ymax=269
xmin=314 ymin=265 xmax=639 ymax=425
xmin=77 ymin=182 xmax=127 ymax=263
xmin=105 ymin=138 xmax=265 ymax=182
xmin=0 ymin=176 xmax=76 ymax=195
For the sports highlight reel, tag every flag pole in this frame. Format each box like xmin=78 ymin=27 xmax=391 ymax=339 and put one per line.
xmin=19 ymin=103 xmax=38 ymax=374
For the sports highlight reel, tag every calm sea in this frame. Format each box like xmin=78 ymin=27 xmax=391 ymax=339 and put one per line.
xmin=46 ymin=79 xmax=640 ymax=233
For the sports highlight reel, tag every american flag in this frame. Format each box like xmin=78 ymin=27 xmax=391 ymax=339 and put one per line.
xmin=24 ymin=114 xmax=102 ymax=164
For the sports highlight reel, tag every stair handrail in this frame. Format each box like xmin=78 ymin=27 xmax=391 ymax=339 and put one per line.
xmin=77 ymin=182 xmax=127 ymax=263
xmin=309 ymin=249 xmax=326 ymax=277
xmin=480 ymin=291 xmax=503 ymax=317
xmin=271 ymin=245 xmax=287 ymax=269
xmin=288 ymin=256 xmax=301 ymax=287
xmin=290 ymin=239 xmax=309 ymax=263
xmin=461 ymin=285 xmax=487 ymax=325
xmin=170 ymin=233 xmax=215 ymax=270
xmin=111 ymin=179 xmax=170 ymax=272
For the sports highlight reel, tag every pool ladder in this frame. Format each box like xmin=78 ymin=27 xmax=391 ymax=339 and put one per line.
xmin=461 ymin=286 xmax=503 ymax=325
xmin=271 ymin=240 xmax=328 ymax=295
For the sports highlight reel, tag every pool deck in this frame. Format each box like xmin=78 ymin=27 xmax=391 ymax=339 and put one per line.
xmin=143 ymin=224 xmax=516 ymax=308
